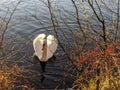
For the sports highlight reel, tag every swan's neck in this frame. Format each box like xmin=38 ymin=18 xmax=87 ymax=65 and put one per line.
xmin=41 ymin=39 xmax=47 ymax=61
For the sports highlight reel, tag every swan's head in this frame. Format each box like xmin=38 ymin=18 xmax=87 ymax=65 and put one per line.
xmin=37 ymin=33 xmax=46 ymax=41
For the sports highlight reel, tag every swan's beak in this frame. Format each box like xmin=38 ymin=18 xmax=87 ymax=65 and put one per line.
xmin=42 ymin=40 xmax=46 ymax=50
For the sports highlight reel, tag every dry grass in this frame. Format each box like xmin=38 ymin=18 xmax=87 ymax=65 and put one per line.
xmin=0 ymin=61 xmax=37 ymax=90
xmin=72 ymin=43 xmax=120 ymax=90
xmin=0 ymin=64 xmax=17 ymax=89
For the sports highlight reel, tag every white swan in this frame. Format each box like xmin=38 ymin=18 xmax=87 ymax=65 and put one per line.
xmin=33 ymin=33 xmax=58 ymax=62
xmin=33 ymin=33 xmax=58 ymax=82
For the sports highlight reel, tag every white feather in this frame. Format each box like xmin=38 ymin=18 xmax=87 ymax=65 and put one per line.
xmin=46 ymin=35 xmax=58 ymax=60
xmin=33 ymin=34 xmax=58 ymax=62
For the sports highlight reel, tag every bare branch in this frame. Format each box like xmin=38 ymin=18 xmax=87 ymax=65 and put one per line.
xmin=0 ymin=0 xmax=22 ymax=48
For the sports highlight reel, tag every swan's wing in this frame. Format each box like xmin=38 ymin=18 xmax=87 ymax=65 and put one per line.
xmin=33 ymin=34 xmax=46 ymax=60
xmin=47 ymin=35 xmax=58 ymax=60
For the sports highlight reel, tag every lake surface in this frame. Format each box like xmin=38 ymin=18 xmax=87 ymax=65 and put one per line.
xmin=0 ymin=0 xmax=76 ymax=89
xmin=0 ymin=0 xmax=118 ymax=89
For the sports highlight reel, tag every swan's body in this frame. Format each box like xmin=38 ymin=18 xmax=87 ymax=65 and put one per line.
xmin=33 ymin=33 xmax=58 ymax=62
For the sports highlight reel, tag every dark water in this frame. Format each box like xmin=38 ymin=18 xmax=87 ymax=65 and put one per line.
xmin=0 ymin=0 xmax=118 ymax=89
xmin=0 ymin=0 xmax=76 ymax=89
